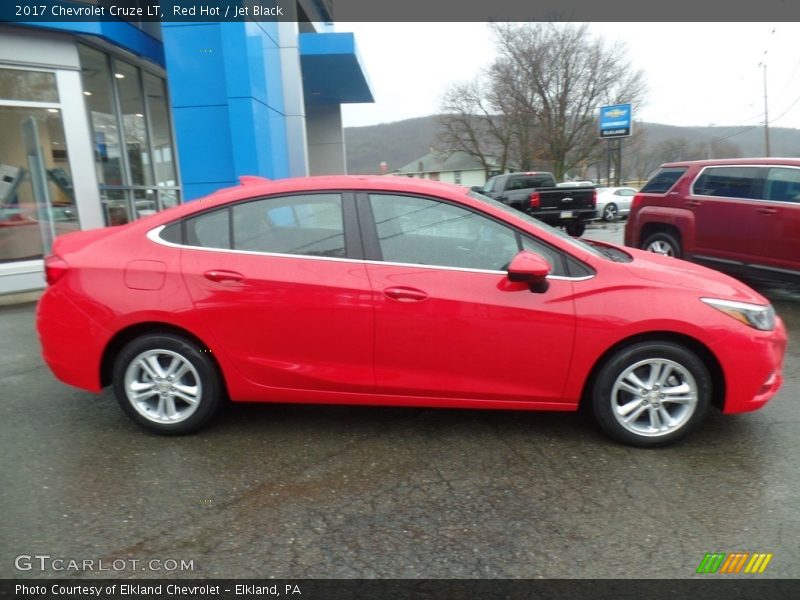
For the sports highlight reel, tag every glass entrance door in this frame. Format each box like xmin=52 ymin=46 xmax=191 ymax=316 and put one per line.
xmin=0 ymin=68 xmax=79 ymax=263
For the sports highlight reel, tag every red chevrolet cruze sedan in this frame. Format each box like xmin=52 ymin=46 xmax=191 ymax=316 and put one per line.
xmin=36 ymin=176 xmax=787 ymax=447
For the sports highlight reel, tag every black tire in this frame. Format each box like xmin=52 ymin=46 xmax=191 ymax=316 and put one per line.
xmin=565 ymin=221 xmax=586 ymax=237
xmin=112 ymin=333 xmax=222 ymax=435
xmin=602 ymin=203 xmax=618 ymax=221
xmin=641 ymin=231 xmax=682 ymax=258
xmin=591 ymin=341 xmax=711 ymax=447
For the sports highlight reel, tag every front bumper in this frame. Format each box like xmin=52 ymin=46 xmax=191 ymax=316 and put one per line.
xmin=712 ymin=316 xmax=787 ymax=414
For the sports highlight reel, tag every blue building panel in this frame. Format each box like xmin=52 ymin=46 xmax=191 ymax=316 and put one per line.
xmin=18 ymin=20 xmax=165 ymax=66
xmin=164 ymin=21 xmax=298 ymax=199
xmin=299 ymin=32 xmax=373 ymax=105
xmin=267 ymin=108 xmax=290 ymax=178
xmin=162 ymin=24 xmax=228 ymax=107
xmin=182 ymin=181 xmax=238 ymax=201
xmin=172 ymin=105 xmax=235 ymax=184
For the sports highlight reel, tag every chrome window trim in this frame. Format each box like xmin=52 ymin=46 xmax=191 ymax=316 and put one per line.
xmin=147 ymin=225 xmax=595 ymax=282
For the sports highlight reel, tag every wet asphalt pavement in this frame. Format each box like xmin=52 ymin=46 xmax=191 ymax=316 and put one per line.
xmin=1 ymin=221 xmax=798 ymax=579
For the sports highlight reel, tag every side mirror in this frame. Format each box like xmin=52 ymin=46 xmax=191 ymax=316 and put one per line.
xmin=507 ymin=250 xmax=551 ymax=293
xmin=470 ymin=185 xmax=483 ymax=193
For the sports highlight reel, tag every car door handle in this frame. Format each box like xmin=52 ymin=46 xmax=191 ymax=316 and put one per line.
xmin=757 ymin=207 xmax=778 ymax=215
xmin=384 ymin=286 xmax=428 ymax=302
xmin=685 ymin=200 xmax=701 ymax=207
xmin=203 ymin=270 xmax=245 ymax=283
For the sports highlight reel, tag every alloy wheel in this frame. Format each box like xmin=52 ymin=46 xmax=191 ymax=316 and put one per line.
xmin=610 ymin=358 xmax=698 ymax=437
xmin=646 ymin=240 xmax=675 ymax=256
xmin=123 ymin=349 xmax=202 ymax=424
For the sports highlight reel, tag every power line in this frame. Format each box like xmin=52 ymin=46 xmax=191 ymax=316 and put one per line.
xmin=770 ymin=95 xmax=800 ymax=125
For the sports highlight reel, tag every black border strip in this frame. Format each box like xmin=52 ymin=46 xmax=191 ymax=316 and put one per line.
xmin=2 ymin=0 xmax=800 ymax=22
xmin=4 ymin=579 xmax=800 ymax=600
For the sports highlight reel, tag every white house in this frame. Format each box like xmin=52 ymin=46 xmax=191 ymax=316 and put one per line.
xmin=391 ymin=150 xmax=512 ymax=188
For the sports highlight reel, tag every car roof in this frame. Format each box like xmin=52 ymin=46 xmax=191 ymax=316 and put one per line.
xmin=660 ymin=157 xmax=800 ymax=168
xmin=139 ymin=175 xmax=493 ymax=226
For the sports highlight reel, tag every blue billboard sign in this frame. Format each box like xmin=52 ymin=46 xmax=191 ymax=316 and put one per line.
xmin=599 ymin=103 xmax=632 ymax=138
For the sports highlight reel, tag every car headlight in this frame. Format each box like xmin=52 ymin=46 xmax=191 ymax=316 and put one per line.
xmin=701 ymin=298 xmax=775 ymax=331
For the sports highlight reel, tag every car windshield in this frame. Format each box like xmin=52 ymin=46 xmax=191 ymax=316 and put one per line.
xmin=467 ymin=190 xmax=606 ymax=259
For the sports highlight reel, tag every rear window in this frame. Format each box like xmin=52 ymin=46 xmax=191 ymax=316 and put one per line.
xmin=506 ymin=175 xmax=554 ymax=190
xmin=640 ymin=168 xmax=688 ymax=194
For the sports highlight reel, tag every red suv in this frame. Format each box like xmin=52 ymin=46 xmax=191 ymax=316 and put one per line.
xmin=625 ymin=158 xmax=800 ymax=279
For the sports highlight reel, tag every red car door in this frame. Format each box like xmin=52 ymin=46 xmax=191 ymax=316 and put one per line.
xmin=179 ymin=193 xmax=375 ymax=393
xmin=360 ymin=192 xmax=576 ymax=403
xmin=751 ymin=166 xmax=800 ymax=274
xmin=686 ymin=165 xmax=767 ymax=263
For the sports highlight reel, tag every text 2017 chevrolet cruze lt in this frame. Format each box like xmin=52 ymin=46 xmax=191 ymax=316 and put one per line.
xmin=37 ymin=176 xmax=786 ymax=447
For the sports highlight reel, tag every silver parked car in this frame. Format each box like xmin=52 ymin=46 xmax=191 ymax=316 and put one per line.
xmin=595 ymin=186 xmax=637 ymax=221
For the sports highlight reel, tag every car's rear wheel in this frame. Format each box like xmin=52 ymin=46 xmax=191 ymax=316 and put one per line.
xmin=602 ymin=203 xmax=618 ymax=221
xmin=565 ymin=221 xmax=586 ymax=237
xmin=112 ymin=333 xmax=221 ymax=434
xmin=591 ymin=342 xmax=711 ymax=447
xmin=642 ymin=231 xmax=681 ymax=258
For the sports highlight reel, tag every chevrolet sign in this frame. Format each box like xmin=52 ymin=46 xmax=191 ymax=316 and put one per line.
xmin=599 ymin=103 xmax=632 ymax=138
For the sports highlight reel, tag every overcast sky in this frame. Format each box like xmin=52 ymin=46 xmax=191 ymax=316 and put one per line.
xmin=338 ymin=22 xmax=800 ymax=135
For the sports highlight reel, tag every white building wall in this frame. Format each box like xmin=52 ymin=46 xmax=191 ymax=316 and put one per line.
xmin=0 ymin=27 xmax=101 ymax=295
xmin=306 ymin=104 xmax=346 ymax=175
xmin=461 ymin=170 xmax=489 ymax=188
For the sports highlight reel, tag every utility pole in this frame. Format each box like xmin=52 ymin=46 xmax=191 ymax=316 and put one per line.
xmin=760 ymin=60 xmax=771 ymax=157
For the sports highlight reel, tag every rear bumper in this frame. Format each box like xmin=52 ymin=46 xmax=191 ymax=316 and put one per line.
xmin=36 ymin=286 xmax=107 ymax=393
xmin=712 ymin=317 xmax=788 ymax=414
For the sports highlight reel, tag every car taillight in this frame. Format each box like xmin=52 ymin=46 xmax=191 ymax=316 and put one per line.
xmin=591 ymin=189 xmax=597 ymax=208
xmin=631 ymin=193 xmax=643 ymax=212
xmin=44 ymin=255 xmax=69 ymax=286
xmin=529 ymin=191 xmax=541 ymax=208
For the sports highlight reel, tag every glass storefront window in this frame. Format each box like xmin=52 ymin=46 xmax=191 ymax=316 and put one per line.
xmin=0 ymin=68 xmax=58 ymax=102
xmin=78 ymin=44 xmax=180 ymax=226
xmin=101 ymin=189 xmax=130 ymax=226
xmin=158 ymin=189 xmax=180 ymax=210
xmin=79 ymin=45 xmax=124 ymax=187
xmin=143 ymin=72 xmax=177 ymax=187
xmin=115 ymin=60 xmax=153 ymax=187
xmin=133 ymin=189 xmax=157 ymax=218
xmin=0 ymin=106 xmax=78 ymax=263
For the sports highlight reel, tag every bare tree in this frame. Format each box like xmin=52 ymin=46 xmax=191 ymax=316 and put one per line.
xmin=438 ymin=23 xmax=647 ymax=181
xmin=437 ymin=81 xmax=515 ymax=177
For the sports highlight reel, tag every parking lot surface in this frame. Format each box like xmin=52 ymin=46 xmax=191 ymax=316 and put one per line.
xmin=2 ymin=222 xmax=799 ymax=579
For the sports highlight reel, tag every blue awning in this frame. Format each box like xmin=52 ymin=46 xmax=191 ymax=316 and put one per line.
xmin=299 ymin=32 xmax=374 ymax=105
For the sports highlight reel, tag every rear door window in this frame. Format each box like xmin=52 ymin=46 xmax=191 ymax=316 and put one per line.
xmin=640 ymin=168 xmax=688 ymax=194
xmin=232 ymin=194 xmax=345 ymax=257
xmin=692 ymin=167 xmax=766 ymax=200
xmin=185 ymin=209 xmax=231 ymax=249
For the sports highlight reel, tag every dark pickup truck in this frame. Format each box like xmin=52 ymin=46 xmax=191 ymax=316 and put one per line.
xmin=476 ymin=172 xmax=597 ymax=236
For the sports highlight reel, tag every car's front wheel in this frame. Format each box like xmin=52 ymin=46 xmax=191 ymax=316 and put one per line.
xmin=591 ymin=342 xmax=711 ymax=447
xmin=112 ymin=333 xmax=222 ymax=434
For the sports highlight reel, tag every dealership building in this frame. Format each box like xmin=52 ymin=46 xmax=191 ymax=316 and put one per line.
xmin=0 ymin=2 xmax=373 ymax=294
